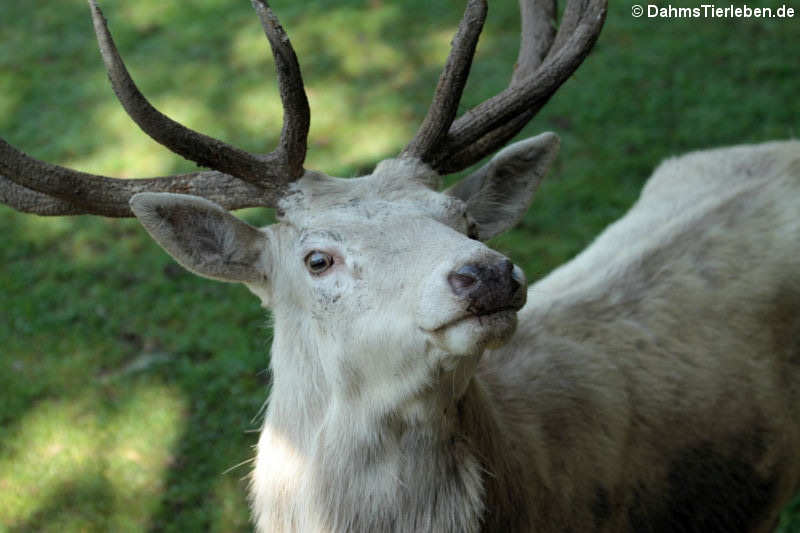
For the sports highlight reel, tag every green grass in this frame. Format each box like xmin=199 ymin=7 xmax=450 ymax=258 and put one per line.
xmin=1 ymin=0 xmax=798 ymax=530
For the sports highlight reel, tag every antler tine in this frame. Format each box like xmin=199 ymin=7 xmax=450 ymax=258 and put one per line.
xmin=251 ymin=0 xmax=311 ymax=180
xmin=514 ymin=0 xmax=558 ymax=84
xmin=549 ymin=0 xmax=593 ymax=56
xmin=431 ymin=0 xmax=557 ymax=173
xmin=402 ymin=0 xmax=488 ymax=162
xmin=1 ymin=1 xmax=316 ymax=218
xmin=419 ymin=0 xmax=607 ymax=174
xmin=88 ymin=0 xmax=295 ymax=187
xmin=0 ymin=137 xmax=267 ymax=217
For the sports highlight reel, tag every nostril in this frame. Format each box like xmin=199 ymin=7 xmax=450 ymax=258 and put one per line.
xmin=448 ymin=265 xmax=480 ymax=294
xmin=449 ymin=260 xmax=526 ymax=314
xmin=449 ymin=273 xmax=477 ymax=291
xmin=509 ymin=263 xmax=525 ymax=292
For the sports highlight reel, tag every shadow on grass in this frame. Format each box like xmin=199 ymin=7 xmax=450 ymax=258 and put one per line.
xmin=9 ymin=476 xmax=115 ymax=533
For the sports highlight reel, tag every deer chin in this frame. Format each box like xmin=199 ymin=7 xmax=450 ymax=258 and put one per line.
xmin=427 ymin=309 xmax=519 ymax=356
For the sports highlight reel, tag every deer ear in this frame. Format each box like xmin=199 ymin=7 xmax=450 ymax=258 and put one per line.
xmin=445 ymin=132 xmax=559 ymax=241
xmin=129 ymin=192 xmax=270 ymax=284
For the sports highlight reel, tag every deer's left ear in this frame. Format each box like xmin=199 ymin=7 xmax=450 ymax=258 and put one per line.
xmin=129 ymin=192 xmax=270 ymax=284
xmin=445 ymin=132 xmax=559 ymax=241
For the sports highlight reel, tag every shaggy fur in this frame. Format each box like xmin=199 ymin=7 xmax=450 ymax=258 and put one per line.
xmin=131 ymin=137 xmax=800 ymax=532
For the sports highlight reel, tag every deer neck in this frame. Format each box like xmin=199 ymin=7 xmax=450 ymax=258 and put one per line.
xmin=253 ymin=323 xmax=528 ymax=532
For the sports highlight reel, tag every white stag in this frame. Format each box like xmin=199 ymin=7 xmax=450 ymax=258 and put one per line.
xmin=2 ymin=1 xmax=799 ymax=532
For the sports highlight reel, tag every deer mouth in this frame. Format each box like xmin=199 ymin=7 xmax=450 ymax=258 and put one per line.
xmin=426 ymin=302 xmax=522 ymax=332
xmin=439 ymin=306 xmax=519 ymax=335
xmin=468 ymin=304 xmax=521 ymax=318
xmin=458 ymin=307 xmax=519 ymax=328
xmin=424 ymin=309 xmax=519 ymax=355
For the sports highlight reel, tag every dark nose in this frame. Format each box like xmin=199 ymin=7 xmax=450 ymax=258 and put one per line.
xmin=447 ymin=259 xmax=526 ymax=315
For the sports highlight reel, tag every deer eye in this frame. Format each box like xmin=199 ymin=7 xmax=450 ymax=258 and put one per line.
xmin=305 ymin=251 xmax=334 ymax=275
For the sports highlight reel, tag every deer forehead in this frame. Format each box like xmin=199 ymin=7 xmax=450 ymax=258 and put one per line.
xmin=277 ymin=161 xmax=466 ymax=235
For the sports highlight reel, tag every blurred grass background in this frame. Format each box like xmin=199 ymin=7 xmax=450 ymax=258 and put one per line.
xmin=0 ymin=0 xmax=798 ymax=530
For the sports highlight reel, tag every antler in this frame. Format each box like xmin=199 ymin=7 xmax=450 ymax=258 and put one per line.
xmin=1 ymin=0 xmax=606 ymax=217
xmin=403 ymin=0 xmax=607 ymax=174
xmin=1 ymin=139 xmax=268 ymax=217
xmin=0 ymin=0 xmax=308 ymax=217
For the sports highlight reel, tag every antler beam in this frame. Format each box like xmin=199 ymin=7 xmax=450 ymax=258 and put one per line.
xmin=0 ymin=139 xmax=266 ymax=217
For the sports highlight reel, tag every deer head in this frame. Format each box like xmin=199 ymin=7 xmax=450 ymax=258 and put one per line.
xmin=0 ymin=0 xmax=606 ymax=424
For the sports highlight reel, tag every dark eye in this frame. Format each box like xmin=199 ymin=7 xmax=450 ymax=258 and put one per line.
xmin=305 ymin=251 xmax=334 ymax=275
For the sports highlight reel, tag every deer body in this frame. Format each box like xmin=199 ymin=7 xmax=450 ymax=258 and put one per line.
xmin=4 ymin=1 xmax=799 ymax=531
xmin=247 ymin=140 xmax=800 ymax=532
xmin=491 ymin=140 xmax=800 ymax=532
